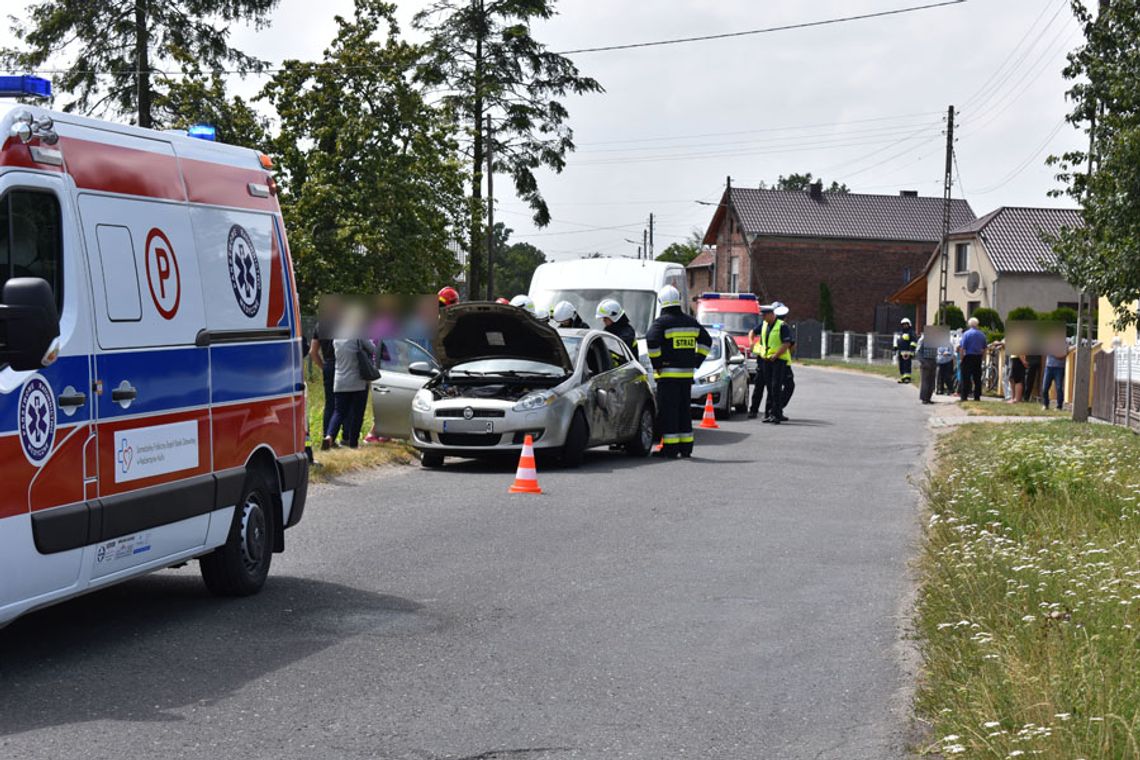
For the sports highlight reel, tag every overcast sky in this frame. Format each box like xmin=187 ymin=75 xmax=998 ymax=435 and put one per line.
xmin=6 ymin=0 xmax=1086 ymax=261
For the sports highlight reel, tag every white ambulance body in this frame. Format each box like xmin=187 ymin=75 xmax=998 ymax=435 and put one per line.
xmin=0 ymin=104 xmax=309 ymax=626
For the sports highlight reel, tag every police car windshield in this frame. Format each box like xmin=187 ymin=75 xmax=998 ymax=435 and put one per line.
xmin=532 ymin=289 xmax=657 ymax=336
xmin=697 ymin=310 xmax=756 ymax=336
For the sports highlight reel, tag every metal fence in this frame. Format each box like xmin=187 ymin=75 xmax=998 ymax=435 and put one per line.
xmin=820 ymin=330 xmax=901 ymax=363
xmin=1098 ymin=345 xmax=1140 ymax=432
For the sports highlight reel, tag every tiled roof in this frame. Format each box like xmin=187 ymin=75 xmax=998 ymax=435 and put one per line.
xmin=950 ymin=206 xmax=1084 ymax=274
xmin=686 ymin=249 xmax=714 ymax=268
xmin=728 ymin=187 xmax=975 ymax=243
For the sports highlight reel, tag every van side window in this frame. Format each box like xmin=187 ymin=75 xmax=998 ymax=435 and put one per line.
xmin=0 ymin=191 xmax=63 ymax=311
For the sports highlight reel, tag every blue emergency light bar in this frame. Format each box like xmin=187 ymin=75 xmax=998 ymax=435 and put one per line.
xmin=699 ymin=292 xmax=757 ymax=301
xmin=0 ymin=75 xmax=52 ymax=99
xmin=187 ymin=123 xmax=216 ymax=141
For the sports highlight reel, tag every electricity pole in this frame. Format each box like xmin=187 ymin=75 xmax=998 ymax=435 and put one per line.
xmin=649 ymin=213 xmax=655 ymax=260
xmin=642 ymin=228 xmax=648 ymax=262
xmin=485 ymin=115 xmax=495 ymax=300
xmin=936 ymin=105 xmax=956 ymax=325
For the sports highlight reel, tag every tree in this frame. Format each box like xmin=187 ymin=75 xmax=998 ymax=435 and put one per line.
xmin=1047 ymin=0 xmax=1140 ymax=331
xmin=938 ymin=304 xmax=967 ymax=330
xmin=261 ymin=0 xmax=467 ymax=311
xmin=164 ymin=64 xmax=271 ymax=150
xmin=656 ymin=242 xmax=701 ymax=266
xmin=2 ymin=0 xmax=278 ymax=128
xmin=762 ymin=172 xmax=849 ymax=193
xmin=413 ymin=0 xmax=603 ymax=297
xmin=818 ymin=282 xmax=837 ymax=330
xmin=491 ymin=225 xmax=546 ymax=298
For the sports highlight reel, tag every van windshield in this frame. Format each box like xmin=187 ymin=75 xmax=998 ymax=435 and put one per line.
xmin=531 ymin=289 xmax=657 ymax=337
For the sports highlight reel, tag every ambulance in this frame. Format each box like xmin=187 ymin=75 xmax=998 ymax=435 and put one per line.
xmin=0 ymin=78 xmax=308 ymax=626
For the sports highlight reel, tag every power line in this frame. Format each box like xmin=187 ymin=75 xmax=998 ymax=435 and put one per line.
xmin=970 ymin=118 xmax=1068 ymax=195
xmin=556 ymin=1 xmax=968 ymax=55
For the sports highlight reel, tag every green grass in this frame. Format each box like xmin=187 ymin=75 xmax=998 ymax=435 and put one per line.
xmin=958 ymin=401 xmax=1070 ymax=418
xmin=916 ymin=422 xmax=1140 ymax=757
xmin=304 ymin=363 xmax=415 ymax=482
xmin=797 ymin=358 xmax=912 ymax=382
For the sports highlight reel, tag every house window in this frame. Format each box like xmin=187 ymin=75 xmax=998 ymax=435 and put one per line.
xmin=902 ymin=267 xmax=912 ymax=283
xmin=954 ymin=243 xmax=969 ymax=273
xmin=1056 ymin=301 xmax=1078 ymax=312
xmin=729 ymin=256 xmax=740 ymax=292
xmin=967 ymin=300 xmax=981 ymax=317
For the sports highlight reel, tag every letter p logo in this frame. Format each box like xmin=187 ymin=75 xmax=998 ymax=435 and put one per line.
xmin=145 ymin=228 xmax=181 ymax=320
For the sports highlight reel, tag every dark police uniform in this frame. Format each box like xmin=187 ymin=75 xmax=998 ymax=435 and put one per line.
xmin=895 ymin=326 xmax=917 ymax=383
xmin=758 ymin=317 xmax=793 ymax=422
xmin=604 ymin=313 xmax=638 ymax=354
xmin=645 ymin=306 xmax=712 ymax=458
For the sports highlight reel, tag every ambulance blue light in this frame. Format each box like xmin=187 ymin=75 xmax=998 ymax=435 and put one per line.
xmin=188 ymin=124 xmax=216 ymax=141
xmin=0 ymin=75 xmax=52 ymax=99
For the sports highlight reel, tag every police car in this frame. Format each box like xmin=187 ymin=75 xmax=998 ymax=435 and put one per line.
xmin=0 ymin=77 xmax=308 ymax=626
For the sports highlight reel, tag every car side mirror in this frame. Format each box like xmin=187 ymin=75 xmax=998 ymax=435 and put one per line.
xmin=0 ymin=278 xmax=60 ymax=371
xmin=728 ymin=354 xmax=745 ymax=366
xmin=408 ymin=361 xmax=439 ymax=377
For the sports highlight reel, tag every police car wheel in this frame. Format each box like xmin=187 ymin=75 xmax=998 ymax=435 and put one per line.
xmin=200 ymin=469 xmax=275 ymax=597
xmin=560 ymin=410 xmax=588 ymax=468
xmin=626 ymin=404 xmax=655 ymax=457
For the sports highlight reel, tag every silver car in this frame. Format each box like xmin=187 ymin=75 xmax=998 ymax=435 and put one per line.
xmin=690 ymin=329 xmax=750 ymax=417
xmin=369 ymin=338 xmax=440 ymax=440
xmin=410 ymin=302 xmax=657 ymax=468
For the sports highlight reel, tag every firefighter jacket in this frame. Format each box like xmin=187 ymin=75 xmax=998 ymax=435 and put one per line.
xmin=895 ymin=330 xmax=917 ymax=355
xmin=645 ymin=306 xmax=713 ymax=380
xmin=604 ymin=314 xmax=638 ymax=354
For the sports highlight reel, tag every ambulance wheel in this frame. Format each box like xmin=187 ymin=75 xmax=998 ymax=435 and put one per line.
xmin=200 ymin=469 xmax=275 ymax=597
xmin=421 ymin=451 xmax=444 ymax=468
xmin=560 ymin=410 xmax=588 ymax=468
xmin=626 ymin=404 xmax=655 ymax=458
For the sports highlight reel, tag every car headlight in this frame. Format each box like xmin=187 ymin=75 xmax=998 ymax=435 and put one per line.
xmin=513 ymin=390 xmax=557 ymax=412
xmin=699 ymin=371 xmax=722 ymax=384
xmin=412 ymin=388 xmax=433 ymax=413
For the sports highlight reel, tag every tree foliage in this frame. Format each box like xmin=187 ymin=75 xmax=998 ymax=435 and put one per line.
xmin=262 ymin=0 xmax=466 ymax=312
xmin=164 ymin=65 xmax=271 ymax=150
xmin=2 ymin=0 xmax=277 ymax=128
xmin=971 ymin=307 xmax=1004 ymax=332
xmin=656 ymin=242 xmax=701 ymax=266
xmin=1047 ymin=0 xmax=1140 ymax=330
xmin=762 ymin=172 xmax=849 ymax=194
xmin=413 ymin=0 xmax=603 ymax=297
xmin=818 ymin=282 xmax=837 ymax=330
xmin=490 ymin=224 xmax=546 ymax=298
xmin=938 ymin=304 xmax=967 ymax=330
xmin=1006 ymin=306 xmax=1040 ymax=322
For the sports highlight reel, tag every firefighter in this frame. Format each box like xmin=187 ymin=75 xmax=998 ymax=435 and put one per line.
xmin=895 ymin=317 xmax=917 ymax=383
xmin=645 ymin=285 xmax=712 ymax=459
xmin=551 ymin=300 xmax=589 ymax=329
xmin=510 ymin=294 xmax=544 ymax=319
xmin=597 ymin=298 xmax=638 ymax=354
xmin=438 ymin=286 xmax=460 ymax=308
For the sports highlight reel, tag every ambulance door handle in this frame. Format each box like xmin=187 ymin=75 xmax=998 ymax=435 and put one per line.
xmin=111 ymin=385 xmax=137 ymax=402
xmin=58 ymin=391 xmax=87 ymax=408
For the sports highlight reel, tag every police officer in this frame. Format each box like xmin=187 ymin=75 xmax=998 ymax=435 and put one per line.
xmin=752 ymin=304 xmax=793 ymax=424
xmin=597 ymin=298 xmax=637 ymax=353
xmin=551 ymin=300 xmax=588 ymax=329
xmin=773 ymin=301 xmax=795 ymax=412
xmin=895 ymin=318 xmax=917 ymax=383
xmin=645 ymin=285 xmax=712 ymax=459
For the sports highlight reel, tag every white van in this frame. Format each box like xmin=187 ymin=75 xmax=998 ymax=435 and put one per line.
xmin=0 ymin=92 xmax=308 ymax=626
xmin=528 ymin=258 xmax=689 ymax=336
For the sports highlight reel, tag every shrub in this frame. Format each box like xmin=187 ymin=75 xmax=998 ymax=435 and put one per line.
xmin=971 ymin=307 xmax=1004 ymax=332
xmin=1006 ymin=306 xmax=1039 ymax=322
xmin=1046 ymin=307 xmax=1079 ymax=336
xmin=937 ymin=304 xmax=966 ymax=329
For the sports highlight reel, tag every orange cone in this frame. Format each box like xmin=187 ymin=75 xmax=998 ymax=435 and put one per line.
xmin=699 ymin=393 xmax=720 ymax=429
xmin=653 ymin=437 xmax=664 ymax=453
xmin=508 ymin=434 xmax=543 ymax=494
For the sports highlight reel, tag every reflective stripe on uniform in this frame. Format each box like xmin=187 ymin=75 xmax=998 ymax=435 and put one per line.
xmin=655 ymin=369 xmax=694 ymax=379
xmin=664 ymin=328 xmax=700 ymax=338
xmin=646 ymin=348 xmax=662 ymax=358
xmin=661 ymin=434 xmax=682 ymax=444
xmin=695 ymin=344 xmax=710 ymax=356
xmin=678 ymin=434 xmax=694 ymax=443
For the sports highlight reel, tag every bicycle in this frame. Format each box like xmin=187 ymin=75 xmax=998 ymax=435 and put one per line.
xmin=982 ymin=346 xmax=1000 ymax=394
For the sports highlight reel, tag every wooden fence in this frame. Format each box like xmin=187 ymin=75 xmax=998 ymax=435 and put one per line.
xmin=1089 ymin=345 xmax=1140 ymax=432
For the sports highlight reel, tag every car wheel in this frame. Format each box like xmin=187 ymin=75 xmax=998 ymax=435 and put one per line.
xmin=626 ymin=404 xmax=655 ymax=457
xmin=561 ymin=409 xmax=589 ymax=468
xmin=421 ymin=451 xmax=444 ymax=468
xmin=200 ymin=468 xmax=275 ymax=597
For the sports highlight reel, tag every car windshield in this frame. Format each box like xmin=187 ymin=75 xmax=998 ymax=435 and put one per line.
xmin=697 ymin=309 xmax=757 ymax=336
xmin=532 ymin=289 xmax=657 ymax=337
xmin=449 ymin=358 xmax=566 ymax=378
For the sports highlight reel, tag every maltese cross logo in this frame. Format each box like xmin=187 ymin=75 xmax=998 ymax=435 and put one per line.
xmin=18 ymin=376 xmax=56 ymax=466
xmin=227 ymin=224 xmax=262 ymax=318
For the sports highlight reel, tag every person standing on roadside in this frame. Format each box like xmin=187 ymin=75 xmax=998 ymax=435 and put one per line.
xmin=323 ymin=309 xmax=377 ymax=450
xmin=1041 ymin=341 xmax=1068 ymax=410
xmin=917 ymin=330 xmax=938 ymax=404
xmin=645 ymin=285 xmax=712 ymax=459
xmin=597 ymin=298 xmax=638 ymax=354
xmin=895 ymin=318 xmax=917 ymax=383
xmin=749 ymin=304 xmax=793 ymax=424
xmin=957 ymin=317 xmax=987 ymax=402
xmin=773 ymin=302 xmax=796 ymax=410
xmin=309 ymin=299 xmax=341 ymax=444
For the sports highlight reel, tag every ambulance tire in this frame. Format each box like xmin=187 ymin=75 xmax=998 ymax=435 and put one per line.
xmin=200 ymin=469 xmax=275 ymax=597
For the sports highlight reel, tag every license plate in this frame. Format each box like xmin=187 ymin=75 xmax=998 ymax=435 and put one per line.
xmin=442 ymin=419 xmax=494 ymax=433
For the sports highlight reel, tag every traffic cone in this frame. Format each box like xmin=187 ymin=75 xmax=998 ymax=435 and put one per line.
xmin=508 ymin=434 xmax=543 ymax=494
xmin=653 ymin=437 xmax=664 ymax=453
xmin=698 ymin=393 xmax=720 ymax=429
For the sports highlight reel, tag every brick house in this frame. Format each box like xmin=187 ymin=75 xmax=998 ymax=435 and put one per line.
xmin=685 ymin=249 xmax=714 ymax=294
xmin=701 ymin=184 xmax=975 ymax=331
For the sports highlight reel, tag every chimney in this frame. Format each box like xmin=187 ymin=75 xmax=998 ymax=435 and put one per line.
xmin=809 ymin=181 xmax=823 ymax=201
xmin=900 ymin=190 xmax=918 ymax=197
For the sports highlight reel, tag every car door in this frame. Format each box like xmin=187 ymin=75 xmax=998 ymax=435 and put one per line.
xmin=724 ymin=335 xmax=746 ymax=405
xmin=372 ymin=339 xmax=437 ymax=440
xmin=601 ymin=333 xmax=644 ymax=441
xmin=580 ymin=336 xmax=618 ymax=444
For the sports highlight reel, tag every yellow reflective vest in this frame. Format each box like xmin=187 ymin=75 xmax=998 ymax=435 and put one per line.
xmin=758 ymin=319 xmax=791 ymax=363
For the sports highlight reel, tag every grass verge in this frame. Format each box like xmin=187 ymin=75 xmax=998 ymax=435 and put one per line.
xmin=916 ymin=422 xmax=1140 ymax=757
xmin=304 ymin=366 xmax=416 ymax=483
xmin=958 ymin=401 xmax=1070 ymax=418
xmin=797 ymin=358 xmax=909 ymax=382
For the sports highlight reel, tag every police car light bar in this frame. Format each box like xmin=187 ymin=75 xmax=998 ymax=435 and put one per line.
xmin=0 ymin=75 xmax=52 ymax=99
xmin=187 ymin=123 xmax=216 ymax=141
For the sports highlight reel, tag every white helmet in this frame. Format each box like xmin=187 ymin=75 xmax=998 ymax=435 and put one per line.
xmin=657 ymin=285 xmax=681 ymax=308
xmin=596 ymin=298 xmax=624 ymax=321
xmin=773 ymin=301 xmax=790 ymax=318
xmin=552 ymin=300 xmax=578 ymax=324
xmin=510 ymin=294 xmax=541 ymax=317
xmin=900 ymin=317 xmax=913 ymax=326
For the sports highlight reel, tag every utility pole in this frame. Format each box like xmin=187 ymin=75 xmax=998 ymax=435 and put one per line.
xmin=485 ymin=115 xmax=495 ymax=300
xmin=936 ymin=105 xmax=956 ymax=324
xmin=649 ymin=213 xmax=655 ymax=260
xmin=642 ymin=228 xmax=648 ymax=262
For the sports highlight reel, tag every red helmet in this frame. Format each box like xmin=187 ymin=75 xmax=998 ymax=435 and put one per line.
xmin=495 ymin=297 xmax=511 ymax=305
xmin=438 ymin=286 xmax=460 ymax=307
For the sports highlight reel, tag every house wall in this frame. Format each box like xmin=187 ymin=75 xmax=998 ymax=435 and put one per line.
xmin=712 ymin=214 xmax=752 ymax=293
xmin=925 ymin=236 xmax=998 ymax=320
xmin=749 ymin=237 xmax=932 ymax=332
xmin=1099 ymin=297 xmax=1139 ymax=345
xmin=687 ymin=266 xmax=713 ymax=295
xmin=994 ymin=275 xmax=1082 ymax=320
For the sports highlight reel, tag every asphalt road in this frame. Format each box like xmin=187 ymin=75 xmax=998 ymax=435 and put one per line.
xmin=0 ymin=366 xmax=930 ymax=760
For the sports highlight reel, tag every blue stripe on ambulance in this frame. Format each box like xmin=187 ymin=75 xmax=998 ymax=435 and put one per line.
xmin=94 ymin=348 xmax=211 ymax=420
xmin=210 ymin=341 xmax=296 ymax=403
xmin=0 ymin=355 xmax=91 ymax=433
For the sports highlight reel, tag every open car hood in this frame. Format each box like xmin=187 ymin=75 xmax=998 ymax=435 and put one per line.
xmin=434 ymin=302 xmax=573 ymax=374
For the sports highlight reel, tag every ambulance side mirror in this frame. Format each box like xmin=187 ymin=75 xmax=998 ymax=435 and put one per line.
xmin=0 ymin=277 xmax=60 ymax=371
